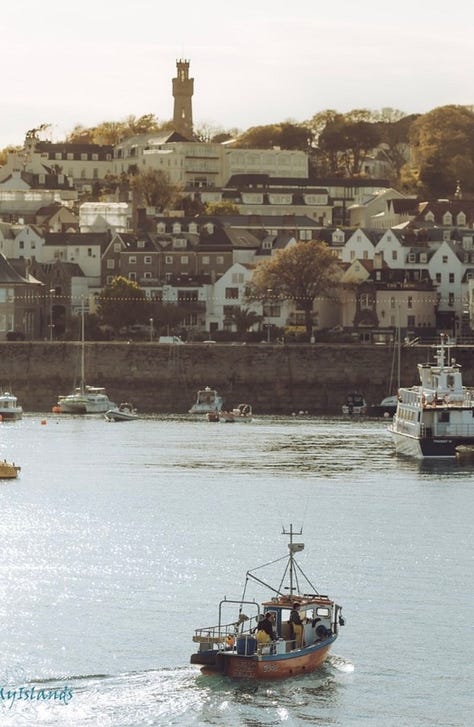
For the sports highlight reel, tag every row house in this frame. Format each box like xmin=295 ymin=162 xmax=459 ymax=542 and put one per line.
xmin=113 ymin=132 xmax=308 ymax=189
xmin=199 ymin=176 xmax=333 ymax=224
xmin=0 ymin=254 xmax=44 ymax=340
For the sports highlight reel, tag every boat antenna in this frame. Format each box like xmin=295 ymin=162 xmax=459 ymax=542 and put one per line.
xmin=81 ymin=297 xmax=85 ymax=394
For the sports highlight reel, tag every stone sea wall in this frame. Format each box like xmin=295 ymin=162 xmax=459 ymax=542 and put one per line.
xmin=1 ymin=342 xmax=473 ymax=414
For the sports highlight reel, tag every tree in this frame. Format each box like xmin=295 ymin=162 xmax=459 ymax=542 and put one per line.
xmin=229 ymin=307 xmax=263 ymax=340
xmin=409 ymin=105 xmax=474 ymax=196
xmin=130 ymin=168 xmax=182 ymax=211
xmin=249 ymin=241 xmax=341 ymax=337
xmin=234 ymin=122 xmax=313 ymax=150
xmin=203 ymin=201 xmax=240 ymax=216
xmin=97 ymin=276 xmax=147 ymax=333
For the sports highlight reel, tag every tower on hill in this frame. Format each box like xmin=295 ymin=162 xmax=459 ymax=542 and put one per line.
xmin=172 ymin=59 xmax=194 ymax=139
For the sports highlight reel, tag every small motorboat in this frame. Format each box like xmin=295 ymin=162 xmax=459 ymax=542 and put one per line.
xmin=0 ymin=460 xmax=21 ymax=479
xmin=219 ymin=403 xmax=253 ymax=423
xmin=367 ymin=394 xmax=398 ymax=418
xmin=189 ymin=387 xmax=224 ymax=415
xmin=342 ymin=392 xmax=367 ymax=416
xmin=105 ymin=402 xmax=139 ymax=422
xmin=190 ymin=524 xmax=344 ymax=681
xmin=0 ymin=391 xmax=23 ymax=420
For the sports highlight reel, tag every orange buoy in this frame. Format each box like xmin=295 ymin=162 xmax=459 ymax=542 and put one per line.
xmin=41 ymin=419 xmax=47 ymax=425
xmin=51 ymin=405 xmax=61 ymax=414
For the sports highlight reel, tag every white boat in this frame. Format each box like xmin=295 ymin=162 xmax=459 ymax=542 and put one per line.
xmin=367 ymin=394 xmax=398 ymax=418
xmin=342 ymin=392 xmax=367 ymax=416
xmin=218 ymin=403 xmax=253 ymax=423
xmin=189 ymin=387 xmax=223 ymax=414
xmin=56 ymin=302 xmax=116 ymax=415
xmin=105 ymin=402 xmax=139 ymax=422
xmin=389 ymin=334 xmax=474 ymax=458
xmin=0 ymin=391 xmax=23 ymax=420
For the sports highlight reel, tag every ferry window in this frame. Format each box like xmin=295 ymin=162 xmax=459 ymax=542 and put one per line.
xmin=439 ymin=411 xmax=450 ymax=423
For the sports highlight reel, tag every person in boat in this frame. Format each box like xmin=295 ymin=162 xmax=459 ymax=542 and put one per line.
xmin=255 ymin=612 xmax=276 ymax=645
xmin=289 ymin=603 xmax=304 ymax=648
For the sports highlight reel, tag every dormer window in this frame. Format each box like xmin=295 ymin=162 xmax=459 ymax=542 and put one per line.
xmin=443 ymin=212 xmax=453 ymax=226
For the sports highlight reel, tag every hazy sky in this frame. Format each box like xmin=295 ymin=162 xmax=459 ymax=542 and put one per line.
xmin=1 ymin=0 xmax=472 ymax=148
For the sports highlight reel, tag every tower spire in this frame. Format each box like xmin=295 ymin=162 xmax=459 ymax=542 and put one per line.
xmin=172 ymin=59 xmax=194 ymax=139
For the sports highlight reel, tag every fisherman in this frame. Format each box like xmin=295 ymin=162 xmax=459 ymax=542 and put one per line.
xmin=289 ymin=603 xmax=304 ymax=648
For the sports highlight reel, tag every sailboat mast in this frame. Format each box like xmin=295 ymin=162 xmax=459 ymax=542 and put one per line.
xmin=81 ymin=298 xmax=85 ymax=394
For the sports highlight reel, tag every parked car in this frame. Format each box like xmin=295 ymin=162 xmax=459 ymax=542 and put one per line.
xmin=158 ymin=336 xmax=185 ymax=344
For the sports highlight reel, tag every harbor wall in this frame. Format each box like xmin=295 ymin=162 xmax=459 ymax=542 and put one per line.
xmin=1 ymin=342 xmax=474 ymax=414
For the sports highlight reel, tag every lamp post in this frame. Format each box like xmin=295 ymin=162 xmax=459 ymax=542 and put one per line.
xmin=149 ymin=317 xmax=154 ymax=342
xmin=49 ymin=288 xmax=55 ymax=341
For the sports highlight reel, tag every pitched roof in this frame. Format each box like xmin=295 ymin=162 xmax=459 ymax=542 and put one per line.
xmin=0 ymin=253 xmax=31 ymax=284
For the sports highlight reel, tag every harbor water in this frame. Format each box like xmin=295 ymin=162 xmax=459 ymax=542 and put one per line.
xmin=0 ymin=414 xmax=472 ymax=726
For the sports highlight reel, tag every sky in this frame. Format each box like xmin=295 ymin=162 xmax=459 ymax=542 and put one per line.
xmin=1 ymin=0 xmax=473 ymax=148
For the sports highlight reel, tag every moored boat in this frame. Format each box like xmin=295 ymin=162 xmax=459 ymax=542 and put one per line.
xmin=0 ymin=460 xmax=21 ymax=479
xmin=190 ymin=525 xmax=344 ymax=680
xmin=342 ymin=392 xmax=367 ymax=416
xmin=367 ymin=394 xmax=398 ymax=418
xmin=0 ymin=391 xmax=23 ymax=420
xmin=389 ymin=334 xmax=474 ymax=458
xmin=105 ymin=402 xmax=139 ymax=422
xmin=189 ymin=386 xmax=223 ymax=415
xmin=218 ymin=403 xmax=253 ymax=423
xmin=55 ymin=301 xmax=116 ymax=415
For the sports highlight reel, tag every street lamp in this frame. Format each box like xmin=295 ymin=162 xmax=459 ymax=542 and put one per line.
xmin=149 ymin=317 xmax=154 ymax=342
xmin=49 ymin=288 xmax=55 ymax=341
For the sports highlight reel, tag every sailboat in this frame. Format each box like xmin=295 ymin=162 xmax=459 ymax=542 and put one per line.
xmin=368 ymin=324 xmax=401 ymax=417
xmin=55 ymin=301 xmax=116 ymax=414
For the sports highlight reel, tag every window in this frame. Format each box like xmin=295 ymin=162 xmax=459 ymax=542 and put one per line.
xmin=87 ymin=248 xmax=92 ymax=257
xmin=360 ymin=293 xmax=370 ymax=309
xmin=129 ymin=272 xmax=137 ymax=281
xmin=407 ymin=315 xmax=415 ymax=327
xmin=67 ymin=153 xmax=74 ymax=160
xmin=216 ymin=256 xmax=224 ymax=265
xmin=408 ymin=253 xmax=416 ymax=263
xmin=436 ymin=273 xmax=441 ymax=283
xmin=408 ymin=296 xmax=413 ymax=309
xmin=448 ymin=293 xmax=454 ymax=307
xmin=55 ymin=153 xmax=62 ymax=160
xmin=129 ymin=256 xmax=136 ymax=264
xmin=225 ymin=287 xmax=239 ymax=299
xmin=202 ymin=256 xmax=209 ymax=265
xmin=363 ymin=250 xmax=368 ymax=260
xmin=449 ymin=273 xmax=455 ymax=283
xmin=19 ymin=240 xmax=24 ymax=249
xmin=165 ymin=256 xmax=173 ymax=265
xmin=442 ymin=256 xmax=448 ymax=264
xmin=420 ymin=253 xmax=427 ymax=263
xmin=180 ymin=256 xmax=189 ymax=264
xmin=392 ymin=250 xmax=398 ymax=261
xmin=81 ymin=153 xmax=88 ymax=161
xmin=231 ymin=273 xmax=244 ymax=284
xmin=350 ymin=250 xmax=355 ymax=260
xmin=107 ymin=259 xmax=115 ymax=269
xmin=144 ymin=256 xmax=152 ymax=264
xmin=106 ymin=275 xmax=114 ymax=284
xmin=143 ymin=272 xmax=152 ymax=279
xmin=114 ymin=243 xmax=121 ymax=252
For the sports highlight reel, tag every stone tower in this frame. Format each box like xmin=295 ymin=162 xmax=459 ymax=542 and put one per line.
xmin=172 ymin=59 xmax=194 ymax=139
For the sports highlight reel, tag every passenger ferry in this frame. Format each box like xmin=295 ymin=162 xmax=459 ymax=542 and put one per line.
xmin=389 ymin=335 xmax=474 ymax=458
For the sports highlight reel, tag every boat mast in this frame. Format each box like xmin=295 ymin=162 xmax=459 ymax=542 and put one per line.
xmin=80 ymin=298 xmax=85 ymax=394
xmin=283 ymin=523 xmax=303 ymax=597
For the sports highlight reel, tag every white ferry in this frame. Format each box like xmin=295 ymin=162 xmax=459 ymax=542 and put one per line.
xmin=389 ymin=335 xmax=474 ymax=458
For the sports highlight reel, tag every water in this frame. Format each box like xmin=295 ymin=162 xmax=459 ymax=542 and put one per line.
xmin=0 ymin=414 xmax=472 ymax=726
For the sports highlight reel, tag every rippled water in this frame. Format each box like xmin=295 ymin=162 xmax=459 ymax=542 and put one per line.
xmin=0 ymin=414 xmax=472 ymax=726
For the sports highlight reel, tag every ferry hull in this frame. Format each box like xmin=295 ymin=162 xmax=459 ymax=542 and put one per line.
xmin=390 ymin=429 xmax=472 ymax=458
xmin=195 ymin=637 xmax=335 ymax=680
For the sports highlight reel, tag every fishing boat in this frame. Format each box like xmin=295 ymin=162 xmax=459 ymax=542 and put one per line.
xmin=0 ymin=460 xmax=21 ymax=479
xmin=0 ymin=391 xmax=23 ymax=420
xmin=389 ymin=334 xmax=474 ymax=458
xmin=189 ymin=387 xmax=223 ymax=415
xmin=341 ymin=392 xmax=367 ymax=415
xmin=56 ymin=302 xmax=116 ymax=415
xmin=104 ymin=402 xmax=139 ymax=422
xmin=190 ymin=525 xmax=344 ymax=680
